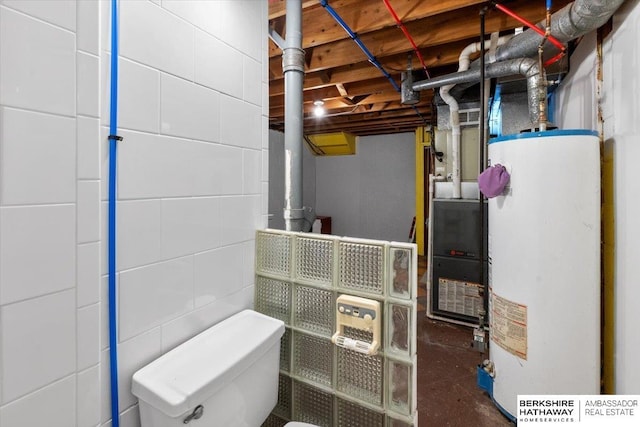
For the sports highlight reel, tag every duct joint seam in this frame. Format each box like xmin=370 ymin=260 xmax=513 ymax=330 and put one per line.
xmin=282 ymin=47 xmax=305 ymax=73
xmin=283 ymin=208 xmax=305 ymax=220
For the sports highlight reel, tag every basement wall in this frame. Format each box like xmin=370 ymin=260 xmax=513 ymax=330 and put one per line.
xmin=315 ymin=132 xmax=416 ymax=242
xmin=0 ymin=1 xmax=269 ymax=425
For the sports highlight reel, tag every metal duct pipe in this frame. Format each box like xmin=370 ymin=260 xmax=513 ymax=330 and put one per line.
xmin=407 ymin=0 xmax=625 ymax=127
xmin=445 ymin=0 xmax=626 ymax=99
xmin=412 ymin=58 xmax=544 ymax=126
xmin=491 ymin=0 xmax=625 ymax=63
xmin=283 ymin=0 xmax=305 ymax=231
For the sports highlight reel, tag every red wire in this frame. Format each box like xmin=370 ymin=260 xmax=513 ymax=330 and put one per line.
xmin=495 ymin=3 xmax=565 ymax=53
xmin=382 ymin=0 xmax=431 ymax=78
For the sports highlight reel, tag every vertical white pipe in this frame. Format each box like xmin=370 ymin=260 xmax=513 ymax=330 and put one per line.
xmin=283 ymin=0 xmax=305 ymax=231
xmin=440 ymin=36 xmax=511 ymax=200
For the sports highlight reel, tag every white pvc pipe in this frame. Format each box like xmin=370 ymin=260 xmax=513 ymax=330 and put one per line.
xmin=439 ymin=35 xmax=512 ymax=199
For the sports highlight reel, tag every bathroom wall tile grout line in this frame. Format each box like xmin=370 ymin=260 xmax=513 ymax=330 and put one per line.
xmin=0 ymin=4 xmax=76 ymax=35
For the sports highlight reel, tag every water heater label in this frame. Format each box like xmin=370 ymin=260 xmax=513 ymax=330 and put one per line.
xmin=490 ymin=291 xmax=528 ymax=359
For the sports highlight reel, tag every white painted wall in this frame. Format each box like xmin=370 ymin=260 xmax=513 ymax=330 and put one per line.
xmin=0 ymin=1 xmax=268 ymax=425
xmin=315 ymin=133 xmax=415 ymax=242
xmin=268 ymin=129 xmax=317 ymax=230
xmin=554 ymin=0 xmax=640 ymax=394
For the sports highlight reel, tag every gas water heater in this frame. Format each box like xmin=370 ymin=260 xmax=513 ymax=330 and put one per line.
xmin=485 ymin=130 xmax=600 ymax=418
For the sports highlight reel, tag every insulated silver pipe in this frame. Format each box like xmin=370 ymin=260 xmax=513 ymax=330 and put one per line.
xmin=283 ymin=0 xmax=305 ymax=231
xmin=407 ymin=0 xmax=626 ymax=127
xmin=447 ymin=0 xmax=626 ymax=101
xmin=412 ymin=58 xmax=544 ymax=126
xmin=492 ymin=0 xmax=625 ymax=63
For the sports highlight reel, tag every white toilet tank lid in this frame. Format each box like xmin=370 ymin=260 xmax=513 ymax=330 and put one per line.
xmin=131 ymin=309 xmax=284 ymax=418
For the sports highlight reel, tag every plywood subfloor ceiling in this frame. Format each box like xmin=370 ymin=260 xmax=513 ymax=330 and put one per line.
xmin=268 ymin=0 xmax=572 ymax=136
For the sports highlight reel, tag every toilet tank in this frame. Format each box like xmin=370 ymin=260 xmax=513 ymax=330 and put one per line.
xmin=132 ymin=310 xmax=285 ymax=427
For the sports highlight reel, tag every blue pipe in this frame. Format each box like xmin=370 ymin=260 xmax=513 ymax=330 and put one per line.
xmin=108 ymin=0 xmax=120 ymax=426
xmin=320 ymin=0 xmax=427 ymax=124
xmin=547 ymin=0 xmax=552 ymax=11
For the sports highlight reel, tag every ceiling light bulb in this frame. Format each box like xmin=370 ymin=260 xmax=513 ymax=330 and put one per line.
xmin=313 ymin=100 xmax=325 ymax=117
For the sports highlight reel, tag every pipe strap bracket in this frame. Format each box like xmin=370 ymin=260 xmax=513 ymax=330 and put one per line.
xmin=282 ymin=47 xmax=305 ymax=73
xmin=283 ymin=208 xmax=305 ymax=220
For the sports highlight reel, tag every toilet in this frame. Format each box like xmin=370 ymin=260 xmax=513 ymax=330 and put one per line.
xmin=132 ymin=309 xmax=318 ymax=427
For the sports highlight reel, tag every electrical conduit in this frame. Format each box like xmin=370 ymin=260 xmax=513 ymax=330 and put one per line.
xmin=108 ymin=0 xmax=121 ymax=425
xmin=320 ymin=0 xmax=427 ymax=124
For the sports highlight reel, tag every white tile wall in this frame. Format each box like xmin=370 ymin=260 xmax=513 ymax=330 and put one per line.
xmin=219 ymin=195 xmax=261 ymax=246
xmin=117 ymin=58 xmax=160 ymax=133
xmin=194 ymin=244 xmax=244 ymax=307
xmin=161 ymin=0 xmax=220 ymax=38
xmin=101 ymin=403 xmax=141 ymax=427
xmin=0 ymin=375 xmax=76 ymax=427
xmin=100 ymin=329 xmax=162 ymax=423
xmin=78 ymin=242 xmax=101 ymax=307
xmin=160 ymin=74 xmax=220 ymax=142
xmin=116 ymin=329 xmax=162 ymax=416
xmin=77 ymin=303 xmax=101 ymax=371
xmin=117 ymin=132 xmax=243 ymax=199
xmin=118 ymin=257 xmax=194 ymax=341
xmin=219 ymin=94 xmax=262 ymax=149
xmin=244 ymin=56 xmax=262 ymax=106
xmin=100 ymin=275 xmax=112 ymax=352
xmin=195 ymin=29 xmax=243 ymax=98
xmin=0 ymin=205 xmax=76 ymax=305
xmin=78 ymin=180 xmax=100 ymax=243
xmin=77 ymin=365 xmax=101 ymax=427
xmin=120 ymin=0 xmax=194 ymax=81
xmin=213 ymin=144 xmax=245 ymax=195
xmin=1 ymin=0 xmax=76 ymax=31
xmin=0 ymin=0 xmax=268 ymax=423
xmin=261 ymin=146 xmax=270 ymax=181
xmin=243 ymin=149 xmax=262 ymax=195
xmin=218 ymin=0 xmax=262 ymax=61
xmin=242 ymin=239 xmax=256 ymax=288
xmin=115 ymin=200 xmax=162 ymax=271
xmin=77 ymin=116 xmax=101 ymax=180
xmin=0 ymin=8 xmax=75 ymax=116
xmin=77 ymin=0 xmax=99 ymax=55
xmin=0 ymin=290 xmax=76 ymax=403
xmin=0 ymin=108 xmax=76 ymax=205
xmin=161 ymin=197 xmax=221 ymax=260
xmin=78 ymin=52 xmax=100 ymax=117
xmin=161 ymin=286 xmax=252 ymax=353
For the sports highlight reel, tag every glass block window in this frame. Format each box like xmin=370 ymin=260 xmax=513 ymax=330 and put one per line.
xmin=256 ymin=231 xmax=417 ymax=427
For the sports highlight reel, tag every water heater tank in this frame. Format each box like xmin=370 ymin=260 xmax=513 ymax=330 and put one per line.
xmin=487 ymin=130 xmax=600 ymax=417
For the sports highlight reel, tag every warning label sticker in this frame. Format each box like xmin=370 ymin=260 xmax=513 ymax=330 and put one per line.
xmin=490 ymin=290 xmax=527 ymax=359
xmin=438 ymin=278 xmax=483 ymax=318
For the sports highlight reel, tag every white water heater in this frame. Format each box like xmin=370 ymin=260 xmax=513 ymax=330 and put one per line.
xmin=487 ymin=130 xmax=600 ymax=417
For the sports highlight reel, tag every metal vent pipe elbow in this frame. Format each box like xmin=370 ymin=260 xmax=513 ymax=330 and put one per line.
xmin=412 ymin=58 xmax=544 ymax=126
